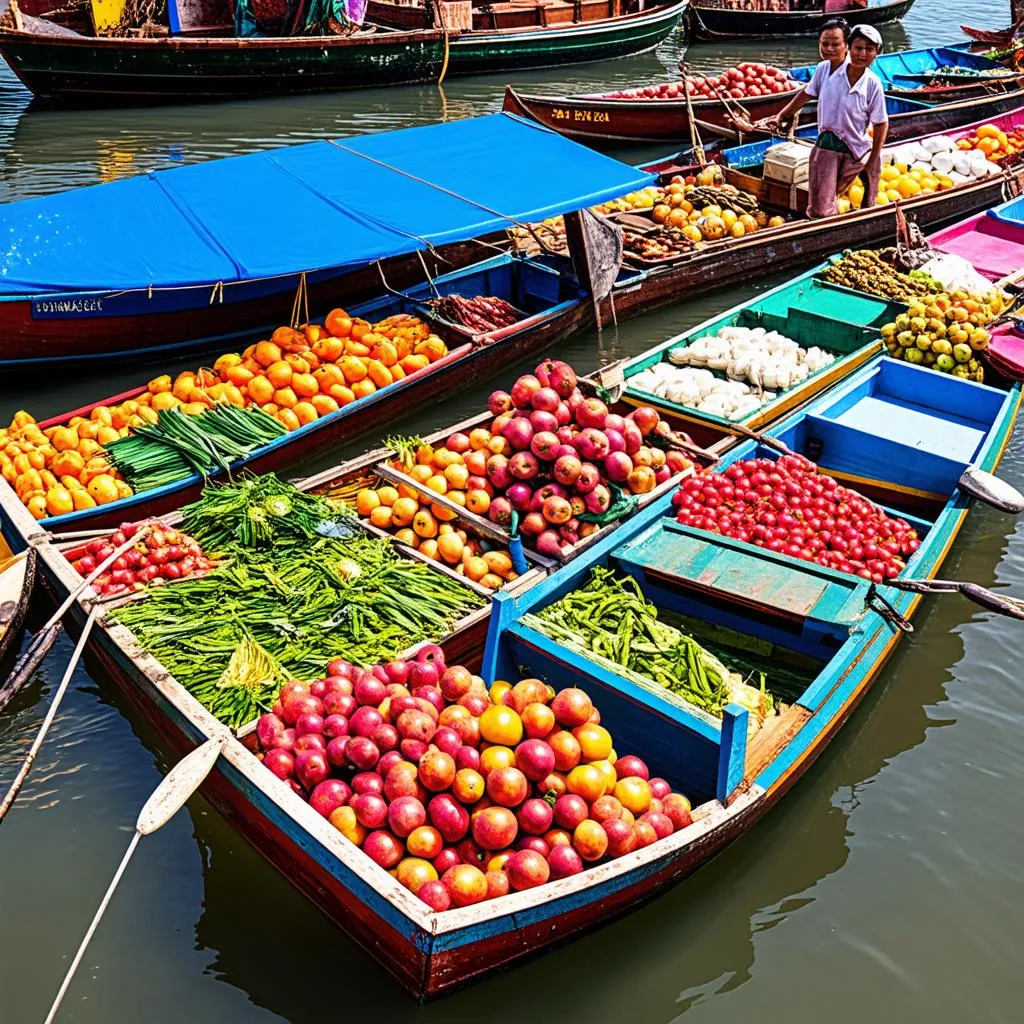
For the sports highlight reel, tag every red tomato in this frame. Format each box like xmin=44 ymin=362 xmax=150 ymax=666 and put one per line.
xmin=751 ymin=63 xmax=766 ymax=75
xmin=729 ymin=87 xmax=745 ymax=98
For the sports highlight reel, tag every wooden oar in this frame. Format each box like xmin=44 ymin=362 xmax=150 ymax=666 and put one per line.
xmin=42 ymin=736 xmax=225 ymax=1024
xmin=886 ymin=576 xmax=1024 ymax=619
xmin=0 ymin=604 xmax=100 ymax=825
xmin=0 ymin=524 xmax=152 ymax=715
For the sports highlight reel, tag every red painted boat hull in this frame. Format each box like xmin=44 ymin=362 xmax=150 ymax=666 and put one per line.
xmin=0 ymin=241 xmax=490 ymax=368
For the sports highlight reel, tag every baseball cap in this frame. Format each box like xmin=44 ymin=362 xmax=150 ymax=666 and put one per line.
xmin=849 ymin=24 xmax=883 ymax=48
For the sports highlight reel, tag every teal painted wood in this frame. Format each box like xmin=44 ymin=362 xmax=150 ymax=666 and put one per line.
xmin=622 ymin=267 xmax=902 ymax=431
xmin=717 ymin=705 xmax=749 ymax=803
xmin=618 ymin=518 xmax=869 ymax=630
xmin=504 ymin=623 xmax=724 ymax=800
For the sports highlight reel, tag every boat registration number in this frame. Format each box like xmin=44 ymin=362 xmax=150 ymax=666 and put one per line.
xmin=551 ymin=108 xmax=611 ymax=124
xmin=32 ymin=298 xmax=105 ymax=318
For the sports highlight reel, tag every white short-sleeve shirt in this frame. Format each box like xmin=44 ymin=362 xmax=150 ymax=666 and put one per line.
xmin=805 ymin=57 xmax=888 ymax=160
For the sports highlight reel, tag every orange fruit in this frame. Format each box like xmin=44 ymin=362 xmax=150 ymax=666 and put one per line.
xmin=413 ymin=509 xmax=438 ymax=539
xmin=369 ymin=505 xmax=394 ymax=529
xmin=273 ymin=387 xmax=298 ymax=409
xmin=339 ymin=356 xmax=368 ymax=384
xmin=45 ymin=485 xmax=74 ymax=516
xmin=265 ymin=360 xmax=293 ymax=389
xmin=148 ymin=374 xmax=172 ymax=394
xmin=479 ymin=706 xmax=523 ymax=746
xmin=566 ymin=765 xmax=605 ymax=804
xmin=463 ymin=556 xmax=488 ymax=582
xmin=366 ymin=360 xmax=393 ymax=389
xmin=26 ymin=494 xmax=48 ymax=520
xmin=479 ymin=745 xmax=516 ymax=774
xmin=313 ymin=364 xmax=345 ymax=391
xmin=376 ymin=486 xmax=399 ymax=507
xmin=292 ymin=401 xmax=318 ymax=426
xmin=572 ymin=723 xmax=612 ymax=761
xmin=276 ymin=408 xmax=300 ymax=431
xmin=390 ymin=496 xmax=419 ymax=527
xmin=71 ymin=489 xmax=98 ymax=511
xmin=357 ymin=489 xmax=381 ymax=516
xmin=310 ymin=395 xmax=339 ymax=417
xmin=86 ymin=474 xmax=120 ymax=505
xmin=325 ymin=309 xmax=352 ymax=338
xmin=351 ymin=379 xmax=376 ymax=400
xmin=251 ymin=340 xmax=281 ymax=367
xmin=400 ymin=354 xmax=430 ymax=375
xmin=291 ymin=373 xmax=319 ymax=398
xmin=437 ymin=532 xmax=464 ymax=564
xmin=312 ymin=336 xmax=344 ymax=363
xmin=247 ymin=376 xmax=275 ymax=405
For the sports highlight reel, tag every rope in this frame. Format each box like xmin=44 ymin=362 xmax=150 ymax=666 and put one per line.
xmin=679 ymin=63 xmax=707 ymax=167
xmin=288 ymin=271 xmax=309 ymax=329
xmin=208 ymin=281 xmax=224 ymax=305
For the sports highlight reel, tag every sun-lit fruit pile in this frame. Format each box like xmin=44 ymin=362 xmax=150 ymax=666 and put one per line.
xmin=880 ymin=292 xmax=1002 ymax=380
xmin=1 ymin=411 xmax=133 ymax=519
xmin=956 ymin=122 xmax=1024 ymax=161
xmin=355 ymin=441 xmax=521 ymax=590
xmin=257 ymin=650 xmax=694 ymax=910
xmin=157 ymin=311 xmax=447 ymax=434
xmin=651 ymin=176 xmax=785 ymax=243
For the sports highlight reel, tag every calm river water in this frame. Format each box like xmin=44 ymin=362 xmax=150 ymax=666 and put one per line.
xmin=2 ymin=3 xmax=1023 ymax=1022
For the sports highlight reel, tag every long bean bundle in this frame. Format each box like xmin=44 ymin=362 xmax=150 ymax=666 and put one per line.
xmin=110 ymin=535 xmax=484 ymax=727
xmin=181 ymin=474 xmax=343 ymax=553
xmin=523 ymin=568 xmax=766 ymax=719
xmin=105 ymin=405 xmax=285 ymax=491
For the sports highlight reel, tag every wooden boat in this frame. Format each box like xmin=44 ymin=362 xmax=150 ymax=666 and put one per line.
xmin=0 ymin=112 xmax=649 ymax=367
xmin=21 ymin=252 xmax=592 ymax=533
xmin=617 ymin=264 xmax=896 ymax=446
xmin=367 ymin=0 xmax=687 ymax=76
xmin=687 ymin=0 xmax=915 ymax=41
xmin=0 ymin=542 xmax=35 ymax=677
xmin=503 ymin=44 xmax=1023 ymax=147
xmin=600 ymin=122 xmax=1024 ymax=324
xmin=1 ymin=342 xmax=1018 ymax=999
xmin=0 ymin=0 xmax=685 ymax=106
xmin=960 ymin=20 xmax=1023 ymax=48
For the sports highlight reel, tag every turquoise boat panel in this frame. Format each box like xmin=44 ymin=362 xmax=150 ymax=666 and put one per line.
xmin=787 ymin=46 xmax=1001 ymax=90
xmin=614 ymin=519 xmax=868 ymax=641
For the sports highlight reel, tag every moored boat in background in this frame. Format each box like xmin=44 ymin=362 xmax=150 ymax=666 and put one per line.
xmin=0 ymin=113 xmax=647 ymax=368
xmin=687 ymin=0 xmax=916 ymax=41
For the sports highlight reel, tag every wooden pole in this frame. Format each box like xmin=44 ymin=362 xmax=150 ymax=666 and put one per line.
xmin=562 ymin=210 xmax=603 ymax=331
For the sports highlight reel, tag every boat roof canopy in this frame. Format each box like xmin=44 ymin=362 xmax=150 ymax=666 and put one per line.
xmin=0 ymin=113 xmax=655 ymax=296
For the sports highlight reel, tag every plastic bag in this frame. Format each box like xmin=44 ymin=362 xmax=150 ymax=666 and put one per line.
xmin=918 ymin=253 xmax=997 ymax=295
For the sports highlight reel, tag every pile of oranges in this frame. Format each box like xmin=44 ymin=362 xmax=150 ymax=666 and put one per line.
xmin=155 ymin=311 xmax=449 ymax=434
xmin=354 ymin=439 xmax=519 ymax=590
xmin=1 ymin=410 xmax=134 ymax=519
xmin=956 ymin=122 xmax=1024 ymax=161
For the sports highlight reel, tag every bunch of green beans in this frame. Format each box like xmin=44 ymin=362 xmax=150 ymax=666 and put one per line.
xmin=104 ymin=405 xmax=285 ymax=491
xmin=523 ymin=567 xmax=741 ymax=716
xmin=110 ymin=535 xmax=484 ymax=728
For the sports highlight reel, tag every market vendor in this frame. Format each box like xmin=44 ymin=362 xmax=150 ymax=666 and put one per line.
xmin=766 ymin=24 xmax=888 ymax=218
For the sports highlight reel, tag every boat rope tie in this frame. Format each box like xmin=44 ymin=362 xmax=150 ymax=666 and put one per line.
xmin=208 ymin=281 xmax=224 ymax=305
xmin=679 ymin=62 xmax=707 ymax=167
xmin=289 ymin=271 xmax=310 ymax=329
xmin=415 ymin=251 xmax=442 ymax=299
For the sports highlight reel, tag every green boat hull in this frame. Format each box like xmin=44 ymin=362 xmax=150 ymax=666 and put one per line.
xmin=447 ymin=5 xmax=685 ymax=75
xmin=0 ymin=30 xmax=448 ymax=105
xmin=0 ymin=2 xmax=684 ymax=106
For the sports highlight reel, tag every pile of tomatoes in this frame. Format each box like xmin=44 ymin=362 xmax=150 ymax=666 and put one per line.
xmin=686 ymin=63 xmax=795 ymax=100
xmin=256 ymin=649 xmax=694 ymax=910
xmin=672 ymin=455 xmax=921 ymax=583
xmin=65 ymin=520 xmax=214 ymax=596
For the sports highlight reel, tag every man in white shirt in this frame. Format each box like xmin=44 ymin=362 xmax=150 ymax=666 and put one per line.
xmin=767 ymin=24 xmax=889 ymax=218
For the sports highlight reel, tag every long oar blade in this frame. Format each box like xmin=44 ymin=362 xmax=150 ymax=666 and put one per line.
xmin=958 ymin=466 xmax=1024 ymax=514
xmin=136 ymin=736 xmax=224 ymax=835
xmin=43 ymin=736 xmax=225 ymax=1024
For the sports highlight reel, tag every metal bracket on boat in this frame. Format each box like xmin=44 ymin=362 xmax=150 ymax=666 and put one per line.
xmin=866 ymin=584 xmax=914 ymax=634
xmin=886 ymin=577 xmax=1024 ymax=621
xmin=593 ymin=360 xmax=627 ymax=403
xmin=958 ymin=466 xmax=1024 ymax=513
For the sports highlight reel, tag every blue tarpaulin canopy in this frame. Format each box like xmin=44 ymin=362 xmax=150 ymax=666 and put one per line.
xmin=0 ymin=114 xmax=655 ymax=296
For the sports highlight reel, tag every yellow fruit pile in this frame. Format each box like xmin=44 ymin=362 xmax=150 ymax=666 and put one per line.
xmin=353 ymin=437 xmax=519 ymax=591
xmin=841 ymin=163 xmax=953 ymax=212
xmin=1 ymin=410 xmax=133 ymax=519
xmin=880 ymin=290 xmax=1005 ymax=381
xmin=956 ymin=122 xmax=1024 ymax=161
xmin=651 ymin=180 xmax=785 ymax=243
